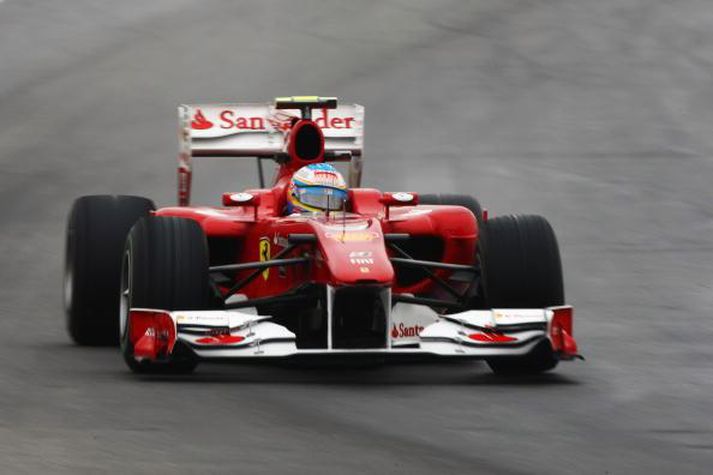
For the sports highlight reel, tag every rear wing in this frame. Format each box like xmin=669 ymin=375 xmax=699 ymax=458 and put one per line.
xmin=178 ymin=102 xmax=364 ymax=205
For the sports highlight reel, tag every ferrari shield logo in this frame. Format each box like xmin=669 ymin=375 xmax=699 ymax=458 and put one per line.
xmin=259 ymin=237 xmax=271 ymax=280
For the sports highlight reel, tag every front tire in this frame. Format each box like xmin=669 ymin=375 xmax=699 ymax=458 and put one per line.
xmin=65 ymin=195 xmax=155 ymax=346
xmin=120 ymin=216 xmax=211 ymax=374
xmin=480 ymin=214 xmax=564 ymax=374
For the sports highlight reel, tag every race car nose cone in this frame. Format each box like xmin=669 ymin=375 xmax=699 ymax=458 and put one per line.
xmin=310 ymin=219 xmax=394 ymax=285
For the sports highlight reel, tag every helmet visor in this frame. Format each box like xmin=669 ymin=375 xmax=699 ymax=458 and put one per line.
xmin=297 ymin=187 xmax=347 ymax=211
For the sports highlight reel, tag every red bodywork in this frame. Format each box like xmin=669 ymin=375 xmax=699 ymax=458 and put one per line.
xmin=157 ymin=185 xmax=477 ymax=299
xmin=160 ymin=114 xmax=478 ymax=300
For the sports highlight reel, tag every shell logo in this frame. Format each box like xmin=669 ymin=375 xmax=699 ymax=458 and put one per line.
xmin=324 ymin=231 xmax=380 ymax=242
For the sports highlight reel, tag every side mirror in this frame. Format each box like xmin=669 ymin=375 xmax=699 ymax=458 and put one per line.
xmin=222 ymin=192 xmax=261 ymax=207
xmin=380 ymin=192 xmax=418 ymax=219
xmin=222 ymin=192 xmax=261 ymax=220
xmin=380 ymin=192 xmax=418 ymax=207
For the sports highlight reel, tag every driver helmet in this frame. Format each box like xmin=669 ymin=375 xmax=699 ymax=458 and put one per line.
xmin=287 ymin=163 xmax=348 ymax=214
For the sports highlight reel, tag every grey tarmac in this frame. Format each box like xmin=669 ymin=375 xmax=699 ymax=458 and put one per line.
xmin=1 ymin=0 xmax=712 ymax=473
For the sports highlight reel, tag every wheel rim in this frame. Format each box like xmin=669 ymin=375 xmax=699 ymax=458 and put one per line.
xmin=119 ymin=250 xmax=131 ymax=340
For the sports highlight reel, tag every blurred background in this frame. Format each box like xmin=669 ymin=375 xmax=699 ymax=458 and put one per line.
xmin=1 ymin=0 xmax=712 ymax=472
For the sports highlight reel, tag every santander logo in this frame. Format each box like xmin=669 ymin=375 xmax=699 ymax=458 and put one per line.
xmin=267 ymin=108 xmax=356 ymax=132
xmin=191 ymin=109 xmax=214 ymax=130
xmin=219 ymin=110 xmax=267 ymax=130
xmin=191 ymin=107 xmax=357 ymax=133
xmin=391 ymin=323 xmax=424 ymax=339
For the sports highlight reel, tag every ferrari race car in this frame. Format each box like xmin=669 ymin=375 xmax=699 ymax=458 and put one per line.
xmin=64 ymin=96 xmax=581 ymax=374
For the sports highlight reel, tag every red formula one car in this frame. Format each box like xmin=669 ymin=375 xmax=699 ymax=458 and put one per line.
xmin=64 ymin=96 xmax=580 ymax=374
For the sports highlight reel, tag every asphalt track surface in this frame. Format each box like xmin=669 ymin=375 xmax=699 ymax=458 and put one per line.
xmin=2 ymin=1 xmax=713 ymax=473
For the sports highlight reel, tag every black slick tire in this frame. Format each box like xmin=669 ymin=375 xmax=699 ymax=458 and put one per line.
xmin=64 ymin=195 xmax=155 ymax=346
xmin=120 ymin=216 xmax=211 ymax=374
xmin=480 ymin=214 xmax=564 ymax=374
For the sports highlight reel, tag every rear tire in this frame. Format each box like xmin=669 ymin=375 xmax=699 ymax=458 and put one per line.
xmin=480 ymin=214 xmax=564 ymax=374
xmin=64 ymin=195 xmax=155 ymax=346
xmin=120 ymin=216 xmax=211 ymax=374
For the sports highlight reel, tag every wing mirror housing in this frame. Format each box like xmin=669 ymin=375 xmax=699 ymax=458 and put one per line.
xmin=222 ymin=192 xmax=260 ymax=207
xmin=222 ymin=192 xmax=261 ymax=219
xmin=380 ymin=192 xmax=418 ymax=219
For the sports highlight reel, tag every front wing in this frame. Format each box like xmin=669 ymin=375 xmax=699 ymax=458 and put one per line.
xmin=127 ymin=306 xmax=580 ymax=362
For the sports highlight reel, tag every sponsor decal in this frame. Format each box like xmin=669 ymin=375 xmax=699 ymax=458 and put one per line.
xmin=176 ymin=314 xmax=228 ymax=324
xmin=259 ymin=237 xmax=271 ymax=280
xmin=191 ymin=109 xmax=213 ymax=130
xmin=219 ymin=110 xmax=267 ymax=130
xmin=391 ymin=323 xmax=425 ymax=339
xmin=273 ymin=233 xmax=290 ymax=248
xmin=188 ymin=105 xmax=361 ymax=139
xmin=325 ymin=231 xmax=380 ymax=242
xmin=313 ymin=108 xmax=355 ymax=129
xmin=199 ymin=108 xmax=357 ymax=133
xmin=267 ymin=108 xmax=356 ymax=132
xmin=349 ymin=251 xmax=374 ymax=265
xmin=196 ymin=334 xmax=246 ymax=345
xmin=323 ymin=222 xmax=369 ymax=231
xmin=492 ymin=310 xmax=544 ymax=325
xmin=351 ymin=258 xmax=374 ymax=265
xmin=467 ymin=332 xmax=517 ymax=343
